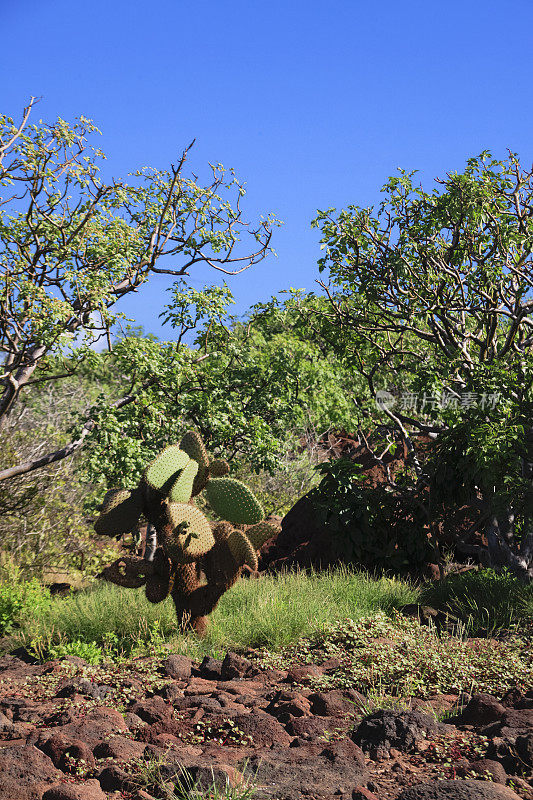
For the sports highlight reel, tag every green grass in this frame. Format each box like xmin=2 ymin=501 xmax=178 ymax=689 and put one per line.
xmin=418 ymin=567 xmax=533 ymax=638
xmin=9 ymin=565 xmax=417 ymax=662
xmin=2 ymin=565 xmax=532 ymax=687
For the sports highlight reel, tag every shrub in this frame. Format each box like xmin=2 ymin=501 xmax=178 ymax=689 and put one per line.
xmin=0 ymin=566 xmax=52 ymax=635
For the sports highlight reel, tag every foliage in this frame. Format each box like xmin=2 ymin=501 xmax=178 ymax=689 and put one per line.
xmin=419 ymin=567 xmax=533 ymax=637
xmin=0 ymin=564 xmax=51 ymax=634
xmin=81 ymin=288 xmax=358 ymax=492
xmin=11 ymin=566 xmax=417 ymax=662
xmin=0 ymin=101 xmax=278 ymax=480
xmin=311 ymin=457 xmax=435 ymax=575
xmin=0 ymin=378 xmax=119 ymax=580
xmin=312 ymin=151 xmax=533 ymax=581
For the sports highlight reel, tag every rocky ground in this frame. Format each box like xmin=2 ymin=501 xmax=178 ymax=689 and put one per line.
xmin=0 ymin=632 xmax=532 ymax=800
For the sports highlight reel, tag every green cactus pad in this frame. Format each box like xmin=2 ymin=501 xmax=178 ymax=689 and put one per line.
xmin=227 ymin=530 xmax=259 ymax=571
xmin=180 ymin=430 xmax=210 ymax=495
xmin=209 ymin=459 xmax=230 ymax=477
xmin=245 ymin=521 xmax=280 ymax=550
xmin=163 ymin=502 xmax=215 ymax=561
xmin=144 ymin=446 xmax=190 ymax=491
xmin=100 ymin=488 xmax=130 ymax=514
xmin=169 ymin=460 xmax=199 ymax=503
xmin=94 ymin=488 xmax=143 ymax=536
xmin=205 ymin=477 xmax=264 ymax=525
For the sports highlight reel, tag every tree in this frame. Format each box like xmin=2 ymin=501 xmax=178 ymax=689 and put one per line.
xmin=80 ymin=287 xmax=360 ymax=493
xmin=312 ymin=151 xmax=533 ymax=582
xmin=0 ymin=99 xmax=278 ymax=480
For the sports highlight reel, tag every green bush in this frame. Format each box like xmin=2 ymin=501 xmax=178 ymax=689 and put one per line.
xmin=310 ymin=457 xmax=435 ymax=575
xmin=0 ymin=567 xmax=52 ymax=635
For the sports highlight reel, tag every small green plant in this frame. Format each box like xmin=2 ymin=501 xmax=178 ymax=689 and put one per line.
xmin=126 ymin=749 xmax=257 ymax=800
xmin=0 ymin=567 xmax=52 ymax=635
xmin=45 ymin=638 xmax=104 ymax=665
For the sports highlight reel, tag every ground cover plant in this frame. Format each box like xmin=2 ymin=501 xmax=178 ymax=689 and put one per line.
xmin=2 ymin=566 xmax=531 ymax=696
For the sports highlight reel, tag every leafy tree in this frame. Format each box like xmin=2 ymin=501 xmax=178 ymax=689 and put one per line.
xmin=312 ymin=151 xmax=533 ymax=582
xmin=0 ymin=99 xmax=278 ymax=481
xmin=81 ymin=287 xmax=360 ymax=495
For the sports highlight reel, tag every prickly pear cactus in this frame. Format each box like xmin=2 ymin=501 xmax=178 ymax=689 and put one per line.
xmin=94 ymin=428 xmax=280 ymax=636
xmin=180 ymin=430 xmax=210 ymax=496
xmin=204 ymin=477 xmax=264 ymax=525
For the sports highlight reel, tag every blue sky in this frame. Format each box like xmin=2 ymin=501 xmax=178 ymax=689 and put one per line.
xmin=3 ymin=0 xmax=533 ymax=339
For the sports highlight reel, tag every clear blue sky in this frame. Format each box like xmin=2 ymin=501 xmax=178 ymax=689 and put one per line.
xmin=3 ymin=0 xmax=533 ymax=339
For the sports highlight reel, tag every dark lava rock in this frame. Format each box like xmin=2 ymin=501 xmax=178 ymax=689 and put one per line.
xmin=351 ymin=709 xmax=444 ymax=760
xmin=221 ymin=652 xmax=251 ymax=680
xmin=396 ymin=779 xmax=523 ymax=799
xmin=198 ymin=656 xmax=223 ymax=680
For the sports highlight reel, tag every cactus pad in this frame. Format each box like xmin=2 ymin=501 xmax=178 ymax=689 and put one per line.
xmin=169 ymin=460 xmax=199 ymax=503
xmin=94 ymin=488 xmax=143 ymax=536
xmin=145 ymin=574 xmax=173 ymax=603
xmin=162 ymin=502 xmax=215 ymax=561
xmin=211 ymin=521 xmax=234 ymax=542
xmin=98 ymin=555 xmax=152 ymax=588
xmin=180 ymin=430 xmax=210 ymax=495
xmin=144 ymin=446 xmax=190 ymax=491
xmin=227 ymin=530 xmax=259 ymax=571
xmin=205 ymin=477 xmax=264 ymax=524
xmin=209 ymin=459 xmax=230 ymax=477
xmin=245 ymin=521 xmax=280 ymax=550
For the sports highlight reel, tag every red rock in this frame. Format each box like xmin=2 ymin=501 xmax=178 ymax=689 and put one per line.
xmin=37 ymin=734 xmax=94 ymax=771
xmin=185 ymin=677 xmax=216 ymax=694
xmin=93 ymin=734 xmax=146 ymax=762
xmin=97 ymin=764 xmax=137 ymax=793
xmin=130 ymin=696 xmax=174 ymax=725
xmin=396 ymin=780 xmax=523 ymax=799
xmin=161 ymin=654 xmax=193 ymax=680
xmin=308 ymin=690 xmax=357 ymax=716
xmin=221 ymin=652 xmax=251 ymax=680
xmin=42 ymin=780 xmax=107 ymax=800
xmin=468 ymin=758 xmax=508 ymax=783
xmin=285 ymin=664 xmax=323 ymax=683
xmin=352 ymin=789 xmax=381 ymax=800
xmin=229 ymin=712 xmax=292 ymax=748
xmin=460 ymin=693 xmax=506 ymax=726
xmin=501 ymin=708 xmax=533 ymax=730
xmin=42 ymin=707 xmax=129 ymax=750
xmin=0 ymin=743 xmax=62 ymax=800
xmin=286 ymin=715 xmax=352 ymax=740
xmin=320 ymin=739 xmax=366 ymax=765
